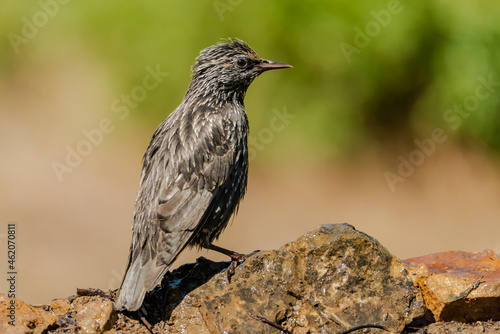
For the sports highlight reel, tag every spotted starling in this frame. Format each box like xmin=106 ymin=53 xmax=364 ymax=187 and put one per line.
xmin=115 ymin=39 xmax=292 ymax=311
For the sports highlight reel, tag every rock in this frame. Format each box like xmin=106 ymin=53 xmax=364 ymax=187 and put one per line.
xmin=0 ymin=224 xmax=433 ymax=333
xmin=49 ymin=299 xmax=72 ymax=316
xmin=9 ymin=223 xmax=500 ymax=333
xmin=147 ymin=223 xmax=425 ymax=333
xmin=416 ymin=320 xmax=500 ymax=334
xmin=404 ymin=250 xmax=500 ymax=322
xmin=0 ymin=293 xmax=57 ymax=334
xmin=72 ymin=297 xmax=117 ymax=334
xmin=108 ymin=312 xmax=151 ymax=334
xmin=0 ymin=294 xmax=117 ymax=334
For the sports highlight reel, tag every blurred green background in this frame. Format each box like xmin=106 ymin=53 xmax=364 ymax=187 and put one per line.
xmin=4 ymin=0 xmax=500 ymax=157
xmin=2 ymin=0 xmax=500 ymax=304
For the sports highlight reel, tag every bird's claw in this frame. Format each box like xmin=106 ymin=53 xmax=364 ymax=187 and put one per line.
xmin=226 ymin=250 xmax=260 ymax=282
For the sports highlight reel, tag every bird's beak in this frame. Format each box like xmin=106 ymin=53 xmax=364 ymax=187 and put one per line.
xmin=257 ymin=59 xmax=293 ymax=72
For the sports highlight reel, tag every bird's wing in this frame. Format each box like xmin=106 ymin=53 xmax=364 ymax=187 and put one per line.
xmin=154 ymin=104 xmax=234 ymax=263
xmin=116 ymin=104 xmax=235 ymax=311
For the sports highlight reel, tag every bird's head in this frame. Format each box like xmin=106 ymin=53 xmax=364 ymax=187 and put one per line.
xmin=187 ymin=38 xmax=292 ymax=102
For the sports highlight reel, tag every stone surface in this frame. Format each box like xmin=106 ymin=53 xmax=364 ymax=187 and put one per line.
xmin=0 ymin=293 xmax=57 ymax=334
xmin=108 ymin=312 xmax=151 ymax=334
xmin=404 ymin=250 xmax=500 ymax=322
xmin=415 ymin=320 xmax=500 ymax=334
xmin=49 ymin=299 xmax=72 ymax=316
xmin=6 ymin=224 xmax=500 ymax=333
xmin=148 ymin=223 xmax=425 ymax=333
xmin=0 ymin=294 xmax=117 ymax=334
xmin=72 ymin=297 xmax=116 ymax=334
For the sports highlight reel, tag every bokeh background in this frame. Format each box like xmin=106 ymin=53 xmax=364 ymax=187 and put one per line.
xmin=2 ymin=0 xmax=500 ymax=305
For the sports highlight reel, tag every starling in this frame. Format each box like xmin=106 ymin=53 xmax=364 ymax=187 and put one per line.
xmin=115 ymin=38 xmax=292 ymax=311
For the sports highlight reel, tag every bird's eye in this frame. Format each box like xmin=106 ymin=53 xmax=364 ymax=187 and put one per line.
xmin=236 ymin=58 xmax=248 ymax=68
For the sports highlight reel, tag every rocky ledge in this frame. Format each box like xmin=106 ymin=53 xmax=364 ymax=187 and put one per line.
xmin=1 ymin=224 xmax=499 ymax=333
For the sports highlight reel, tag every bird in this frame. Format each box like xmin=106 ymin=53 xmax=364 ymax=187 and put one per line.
xmin=115 ymin=38 xmax=292 ymax=311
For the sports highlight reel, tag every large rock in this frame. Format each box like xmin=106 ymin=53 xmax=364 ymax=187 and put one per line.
xmin=2 ymin=224 xmax=427 ymax=334
xmin=143 ymin=223 xmax=425 ymax=333
xmin=404 ymin=250 xmax=500 ymax=322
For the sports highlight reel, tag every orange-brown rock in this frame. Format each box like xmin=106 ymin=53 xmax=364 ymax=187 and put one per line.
xmin=404 ymin=250 xmax=500 ymax=322
xmin=49 ymin=299 xmax=72 ymax=316
xmin=416 ymin=320 xmax=500 ymax=334
xmin=72 ymin=297 xmax=117 ymax=334
xmin=0 ymin=293 xmax=57 ymax=334
xmin=0 ymin=294 xmax=118 ymax=334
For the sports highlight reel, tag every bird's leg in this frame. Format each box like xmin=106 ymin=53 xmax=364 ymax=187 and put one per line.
xmin=203 ymin=243 xmax=260 ymax=281
xmin=137 ymin=308 xmax=153 ymax=333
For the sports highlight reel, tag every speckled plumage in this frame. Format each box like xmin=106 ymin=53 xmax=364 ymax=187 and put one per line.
xmin=115 ymin=39 xmax=291 ymax=311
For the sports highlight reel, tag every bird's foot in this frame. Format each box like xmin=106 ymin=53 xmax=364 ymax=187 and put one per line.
xmin=227 ymin=250 xmax=260 ymax=282
xmin=203 ymin=243 xmax=260 ymax=282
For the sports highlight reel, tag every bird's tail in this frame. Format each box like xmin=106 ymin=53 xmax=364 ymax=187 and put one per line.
xmin=115 ymin=252 xmax=168 ymax=311
xmin=115 ymin=229 xmax=179 ymax=312
xmin=115 ymin=231 xmax=192 ymax=311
